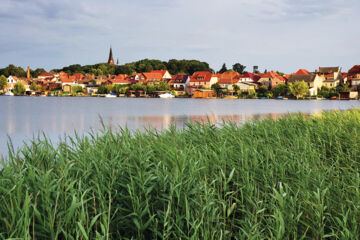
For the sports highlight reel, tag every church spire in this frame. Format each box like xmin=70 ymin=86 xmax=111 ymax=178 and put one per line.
xmin=108 ymin=46 xmax=114 ymax=65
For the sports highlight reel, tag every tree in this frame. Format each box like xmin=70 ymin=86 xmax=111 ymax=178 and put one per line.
xmin=97 ymin=85 xmax=108 ymax=94
xmin=13 ymin=82 xmax=26 ymax=96
xmin=72 ymin=85 xmax=83 ymax=93
xmin=338 ymin=83 xmax=350 ymax=92
xmin=232 ymin=63 xmax=246 ymax=74
xmin=30 ymin=82 xmax=40 ymax=91
xmin=272 ymin=83 xmax=288 ymax=97
xmin=257 ymin=85 xmax=269 ymax=97
xmin=211 ymin=83 xmax=223 ymax=97
xmin=232 ymin=84 xmax=240 ymax=93
xmin=218 ymin=63 xmax=228 ymax=74
xmin=155 ymin=82 xmax=171 ymax=91
xmin=288 ymin=81 xmax=309 ymax=99
xmin=0 ymin=75 xmax=7 ymax=90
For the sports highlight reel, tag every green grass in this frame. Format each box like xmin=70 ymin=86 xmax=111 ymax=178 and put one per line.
xmin=1 ymin=110 xmax=360 ymax=239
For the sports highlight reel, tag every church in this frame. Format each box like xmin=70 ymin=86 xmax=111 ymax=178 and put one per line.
xmin=107 ymin=46 xmax=119 ymax=65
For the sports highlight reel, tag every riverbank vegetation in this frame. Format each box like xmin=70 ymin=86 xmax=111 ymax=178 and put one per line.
xmin=1 ymin=110 xmax=360 ymax=238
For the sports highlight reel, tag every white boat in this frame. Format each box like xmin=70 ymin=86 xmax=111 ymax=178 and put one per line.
xmin=105 ymin=94 xmax=117 ymax=98
xmin=4 ymin=92 xmax=14 ymax=96
xmin=159 ymin=92 xmax=175 ymax=98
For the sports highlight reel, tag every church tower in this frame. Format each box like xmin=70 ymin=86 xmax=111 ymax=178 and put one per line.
xmin=108 ymin=46 xmax=114 ymax=65
xmin=27 ymin=66 xmax=31 ymax=79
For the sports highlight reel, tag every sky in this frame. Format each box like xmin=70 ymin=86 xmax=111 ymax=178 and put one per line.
xmin=1 ymin=0 xmax=359 ymax=73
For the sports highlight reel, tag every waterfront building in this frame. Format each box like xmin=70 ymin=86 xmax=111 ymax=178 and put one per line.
xmin=169 ymin=74 xmax=190 ymax=93
xmin=258 ymin=71 xmax=286 ymax=88
xmin=347 ymin=65 xmax=360 ymax=89
xmin=288 ymin=74 xmax=322 ymax=96
xmin=189 ymin=71 xmax=219 ymax=94
xmin=316 ymin=67 xmax=342 ymax=88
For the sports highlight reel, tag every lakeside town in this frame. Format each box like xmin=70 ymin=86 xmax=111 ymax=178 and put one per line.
xmin=1 ymin=48 xmax=360 ymax=100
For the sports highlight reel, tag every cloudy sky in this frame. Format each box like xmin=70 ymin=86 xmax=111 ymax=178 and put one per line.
xmin=1 ymin=0 xmax=359 ymax=73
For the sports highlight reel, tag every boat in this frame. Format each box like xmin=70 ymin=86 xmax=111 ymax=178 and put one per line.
xmin=159 ymin=92 xmax=175 ymax=98
xmin=223 ymin=96 xmax=238 ymax=99
xmin=105 ymin=94 xmax=117 ymax=98
xmin=4 ymin=92 xmax=14 ymax=96
xmin=277 ymin=96 xmax=283 ymax=99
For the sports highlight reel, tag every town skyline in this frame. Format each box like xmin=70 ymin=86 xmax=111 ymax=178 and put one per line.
xmin=1 ymin=0 xmax=359 ymax=73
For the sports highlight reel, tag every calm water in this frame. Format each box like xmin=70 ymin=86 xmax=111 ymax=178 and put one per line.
xmin=1 ymin=96 xmax=360 ymax=157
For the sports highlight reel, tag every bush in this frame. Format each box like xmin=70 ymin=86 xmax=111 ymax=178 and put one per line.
xmin=13 ymin=82 xmax=26 ymax=96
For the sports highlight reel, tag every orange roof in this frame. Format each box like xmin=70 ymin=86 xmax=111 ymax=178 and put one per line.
xmin=294 ymin=69 xmax=310 ymax=75
xmin=141 ymin=72 xmax=163 ymax=81
xmin=217 ymin=72 xmax=240 ymax=84
xmin=39 ymin=72 xmax=54 ymax=77
xmin=69 ymin=73 xmax=84 ymax=81
xmin=110 ymin=74 xmax=131 ymax=84
xmin=151 ymin=70 xmax=168 ymax=76
xmin=190 ymin=71 xmax=213 ymax=82
xmin=261 ymin=71 xmax=279 ymax=78
xmin=348 ymin=65 xmax=360 ymax=74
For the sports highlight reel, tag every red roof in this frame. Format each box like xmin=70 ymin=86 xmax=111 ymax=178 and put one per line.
xmin=294 ymin=69 xmax=310 ymax=75
xmin=261 ymin=71 xmax=279 ymax=78
xmin=39 ymin=72 xmax=54 ymax=77
xmin=217 ymin=72 xmax=240 ymax=84
xmin=348 ymin=65 xmax=360 ymax=75
xmin=151 ymin=70 xmax=170 ymax=77
xmin=110 ymin=74 xmax=131 ymax=84
xmin=69 ymin=73 xmax=84 ymax=81
xmin=171 ymin=74 xmax=189 ymax=84
xmin=190 ymin=71 xmax=213 ymax=82
xmin=239 ymin=72 xmax=261 ymax=82
xmin=141 ymin=72 xmax=163 ymax=82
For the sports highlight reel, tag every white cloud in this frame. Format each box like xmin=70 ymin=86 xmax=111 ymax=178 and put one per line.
xmin=0 ymin=0 xmax=359 ymax=72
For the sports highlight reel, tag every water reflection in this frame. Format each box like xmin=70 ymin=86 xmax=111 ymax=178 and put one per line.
xmin=1 ymin=97 xmax=360 ymax=157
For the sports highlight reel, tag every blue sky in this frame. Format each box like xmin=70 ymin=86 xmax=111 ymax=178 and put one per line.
xmin=1 ymin=0 xmax=359 ymax=73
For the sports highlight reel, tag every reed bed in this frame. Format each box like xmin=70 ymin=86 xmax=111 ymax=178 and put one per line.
xmin=1 ymin=110 xmax=360 ymax=239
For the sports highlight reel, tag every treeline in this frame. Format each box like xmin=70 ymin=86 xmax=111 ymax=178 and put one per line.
xmin=0 ymin=64 xmax=46 ymax=78
xmin=52 ymin=59 xmax=214 ymax=76
xmin=1 ymin=60 xmax=249 ymax=78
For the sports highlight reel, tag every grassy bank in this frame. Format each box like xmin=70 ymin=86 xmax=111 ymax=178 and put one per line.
xmin=1 ymin=110 xmax=360 ymax=239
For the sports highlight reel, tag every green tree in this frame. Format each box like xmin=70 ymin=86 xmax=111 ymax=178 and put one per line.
xmin=30 ymin=82 xmax=40 ymax=91
xmin=97 ymin=85 xmax=108 ymax=94
xmin=218 ymin=63 xmax=228 ymax=74
xmin=156 ymin=82 xmax=171 ymax=91
xmin=289 ymin=81 xmax=309 ymax=99
xmin=232 ymin=84 xmax=240 ymax=93
xmin=0 ymin=75 xmax=7 ymax=90
xmin=272 ymin=83 xmax=288 ymax=97
xmin=232 ymin=63 xmax=246 ymax=74
xmin=257 ymin=85 xmax=269 ymax=97
xmin=211 ymin=83 xmax=223 ymax=97
xmin=338 ymin=83 xmax=350 ymax=92
xmin=72 ymin=85 xmax=83 ymax=93
xmin=13 ymin=82 xmax=26 ymax=96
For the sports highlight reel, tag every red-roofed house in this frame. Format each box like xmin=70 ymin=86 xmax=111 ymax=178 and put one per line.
xmin=38 ymin=72 xmax=56 ymax=81
xmin=258 ymin=71 xmax=286 ymax=88
xmin=139 ymin=72 xmax=164 ymax=84
xmin=150 ymin=70 xmax=172 ymax=81
xmin=294 ymin=69 xmax=310 ymax=75
xmin=239 ymin=72 xmax=261 ymax=83
xmin=217 ymin=72 xmax=240 ymax=90
xmin=107 ymin=74 xmax=131 ymax=85
xmin=348 ymin=65 xmax=360 ymax=89
xmin=169 ymin=74 xmax=190 ymax=91
xmin=188 ymin=71 xmax=218 ymax=94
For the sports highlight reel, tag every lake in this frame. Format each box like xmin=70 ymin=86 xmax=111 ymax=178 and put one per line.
xmin=1 ymin=96 xmax=360 ymax=157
